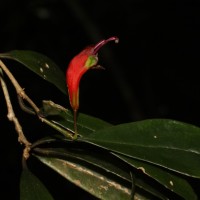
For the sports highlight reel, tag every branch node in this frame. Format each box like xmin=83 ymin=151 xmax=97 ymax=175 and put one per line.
xmin=23 ymin=145 xmax=31 ymax=160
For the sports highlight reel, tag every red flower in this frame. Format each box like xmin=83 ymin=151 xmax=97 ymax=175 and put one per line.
xmin=66 ymin=36 xmax=119 ymax=138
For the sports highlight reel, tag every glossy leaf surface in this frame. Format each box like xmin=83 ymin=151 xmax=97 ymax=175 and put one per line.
xmin=81 ymin=119 xmax=200 ymax=178
xmin=0 ymin=50 xmax=67 ymax=94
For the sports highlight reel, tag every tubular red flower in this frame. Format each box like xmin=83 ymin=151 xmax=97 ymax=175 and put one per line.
xmin=66 ymin=36 xmax=119 ymax=137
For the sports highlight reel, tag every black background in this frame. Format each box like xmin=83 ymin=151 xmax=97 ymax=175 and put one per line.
xmin=0 ymin=0 xmax=200 ymax=199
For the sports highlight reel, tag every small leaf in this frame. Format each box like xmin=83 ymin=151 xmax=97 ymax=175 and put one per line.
xmin=20 ymin=167 xmax=54 ymax=200
xmin=113 ymin=153 xmax=197 ymax=200
xmin=81 ymin=119 xmax=200 ymax=178
xmin=0 ymin=50 xmax=67 ymax=95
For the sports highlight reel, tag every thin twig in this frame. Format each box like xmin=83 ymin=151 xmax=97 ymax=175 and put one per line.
xmin=0 ymin=68 xmax=31 ymax=159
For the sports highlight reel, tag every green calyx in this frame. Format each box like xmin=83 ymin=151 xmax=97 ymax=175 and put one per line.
xmin=85 ymin=55 xmax=98 ymax=69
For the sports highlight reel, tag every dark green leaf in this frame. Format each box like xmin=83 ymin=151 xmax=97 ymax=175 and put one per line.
xmin=42 ymin=100 xmax=111 ymax=136
xmin=32 ymin=141 xmax=168 ymax=200
xmin=135 ymin=179 xmax=168 ymax=200
xmin=34 ymin=155 xmax=132 ymax=200
xmin=81 ymin=119 xmax=200 ymax=178
xmin=0 ymin=50 xmax=67 ymax=94
xmin=33 ymin=146 xmax=131 ymax=183
xmin=20 ymin=167 xmax=54 ymax=200
xmin=113 ymin=153 xmax=197 ymax=200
